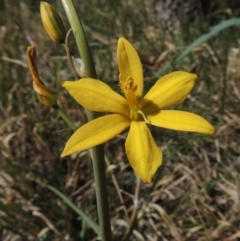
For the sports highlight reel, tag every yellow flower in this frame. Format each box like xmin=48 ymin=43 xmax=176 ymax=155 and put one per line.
xmin=61 ymin=37 xmax=215 ymax=183
xmin=27 ymin=45 xmax=56 ymax=107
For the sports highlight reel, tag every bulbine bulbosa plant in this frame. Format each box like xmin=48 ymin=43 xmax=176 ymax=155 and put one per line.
xmin=26 ymin=1 xmax=216 ymax=240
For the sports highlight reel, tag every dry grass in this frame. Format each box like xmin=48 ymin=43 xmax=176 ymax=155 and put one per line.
xmin=0 ymin=0 xmax=240 ymax=240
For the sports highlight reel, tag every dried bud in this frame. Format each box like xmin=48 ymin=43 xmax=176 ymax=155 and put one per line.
xmin=71 ymin=56 xmax=86 ymax=77
xmin=40 ymin=1 xmax=66 ymax=44
xmin=27 ymin=45 xmax=56 ymax=108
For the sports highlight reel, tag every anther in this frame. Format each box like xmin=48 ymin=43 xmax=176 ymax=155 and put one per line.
xmin=125 ymin=76 xmax=137 ymax=91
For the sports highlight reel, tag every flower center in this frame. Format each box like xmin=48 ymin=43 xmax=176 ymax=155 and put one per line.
xmin=119 ymin=75 xmax=149 ymax=123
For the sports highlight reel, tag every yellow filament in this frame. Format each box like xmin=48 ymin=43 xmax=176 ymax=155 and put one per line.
xmin=137 ymin=110 xmax=150 ymax=123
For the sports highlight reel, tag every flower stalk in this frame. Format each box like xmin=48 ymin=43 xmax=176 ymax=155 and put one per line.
xmin=60 ymin=0 xmax=112 ymax=240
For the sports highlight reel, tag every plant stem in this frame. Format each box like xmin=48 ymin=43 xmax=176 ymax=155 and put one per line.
xmin=122 ymin=176 xmax=140 ymax=241
xmin=60 ymin=1 xmax=112 ymax=240
xmin=54 ymin=105 xmax=76 ymax=130
xmin=61 ymin=0 xmax=96 ymax=78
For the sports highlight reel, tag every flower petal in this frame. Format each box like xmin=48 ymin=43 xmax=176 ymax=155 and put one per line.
xmin=62 ymin=114 xmax=130 ymax=156
xmin=141 ymin=71 xmax=197 ymax=115
xmin=148 ymin=110 xmax=215 ymax=134
xmin=125 ymin=121 xmax=162 ymax=183
xmin=117 ymin=38 xmax=143 ymax=98
xmin=62 ymin=78 xmax=129 ymax=116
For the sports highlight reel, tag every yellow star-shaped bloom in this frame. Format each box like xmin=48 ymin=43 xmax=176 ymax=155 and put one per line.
xmin=61 ymin=37 xmax=215 ymax=183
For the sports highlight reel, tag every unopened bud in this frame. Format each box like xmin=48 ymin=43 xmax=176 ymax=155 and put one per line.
xmin=27 ymin=45 xmax=56 ymax=108
xmin=40 ymin=2 xmax=66 ymax=44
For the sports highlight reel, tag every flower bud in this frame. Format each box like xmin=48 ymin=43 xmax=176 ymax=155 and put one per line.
xmin=27 ymin=45 xmax=56 ymax=108
xmin=40 ymin=2 xmax=66 ymax=44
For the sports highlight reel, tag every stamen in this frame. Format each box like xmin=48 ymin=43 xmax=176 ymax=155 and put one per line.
xmin=119 ymin=74 xmax=138 ymax=93
xmin=119 ymin=75 xmax=149 ymax=123
xmin=124 ymin=76 xmax=137 ymax=91
xmin=137 ymin=110 xmax=150 ymax=124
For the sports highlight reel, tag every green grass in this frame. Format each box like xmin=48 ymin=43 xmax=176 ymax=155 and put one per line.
xmin=1 ymin=0 xmax=240 ymax=240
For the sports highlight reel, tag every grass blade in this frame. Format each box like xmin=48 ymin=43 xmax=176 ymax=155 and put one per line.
xmin=36 ymin=180 xmax=101 ymax=237
xmin=152 ymin=18 xmax=240 ymax=78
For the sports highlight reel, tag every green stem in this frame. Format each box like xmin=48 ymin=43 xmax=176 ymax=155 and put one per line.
xmin=122 ymin=176 xmax=140 ymax=241
xmin=60 ymin=1 xmax=112 ymax=240
xmin=61 ymin=0 xmax=96 ymax=78
xmin=54 ymin=105 xmax=76 ymax=130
